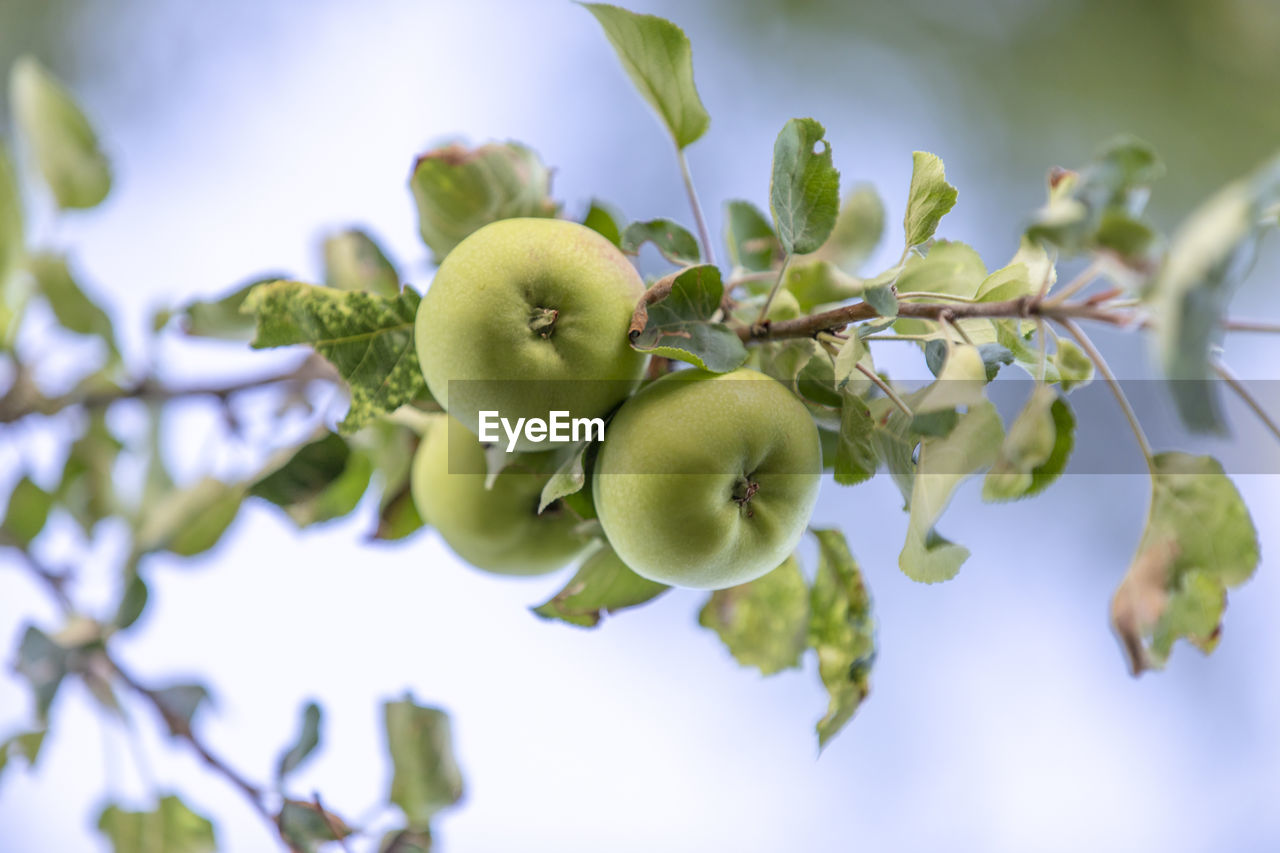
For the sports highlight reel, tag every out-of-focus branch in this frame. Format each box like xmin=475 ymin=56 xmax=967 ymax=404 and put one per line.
xmin=0 ymin=354 xmax=339 ymax=424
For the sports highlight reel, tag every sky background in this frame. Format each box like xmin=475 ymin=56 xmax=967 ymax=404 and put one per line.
xmin=2 ymin=0 xmax=1279 ymax=850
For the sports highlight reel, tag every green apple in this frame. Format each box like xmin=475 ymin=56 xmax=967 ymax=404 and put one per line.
xmin=592 ymin=367 xmax=822 ymax=589
xmin=416 ymin=218 xmax=647 ymax=451
xmin=411 ymin=414 xmax=586 ymax=576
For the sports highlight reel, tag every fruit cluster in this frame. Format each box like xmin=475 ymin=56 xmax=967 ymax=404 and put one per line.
xmin=411 ymin=218 xmax=822 ymax=589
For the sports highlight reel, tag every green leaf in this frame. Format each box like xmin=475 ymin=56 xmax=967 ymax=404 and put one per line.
xmin=698 ymin=555 xmax=808 ymax=675
xmin=380 ymin=828 xmax=434 ymax=853
xmin=15 ymin=626 xmax=70 ymax=723
xmin=409 ymin=141 xmax=557 ymax=263
xmin=539 ymin=443 xmax=587 ymax=514
xmin=724 ymin=200 xmax=780 ymax=273
xmin=756 ymin=338 xmax=819 ymax=393
xmin=27 ymin=252 xmax=119 ymax=359
xmin=583 ymin=4 xmax=709 ymax=149
xmin=924 ymin=340 xmax=1012 ymax=382
xmin=1052 ymin=339 xmax=1094 ymax=391
xmin=620 ymin=218 xmax=700 ymax=265
xmin=783 ymin=260 xmax=861 ymax=312
xmin=582 ymin=199 xmax=624 ymax=247
xmin=9 ymin=56 xmax=111 ymax=209
xmin=994 ymin=318 xmax=1061 ymax=383
xmin=862 ymin=282 xmax=898 ymax=318
xmin=803 ymin=184 xmax=884 ymax=273
xmin=384 ymin=696 xmax=464 ymax=828
xmin=976 ymin=239 xmax=1055 ymax=302
xmin=903 ymin=151 xmax=957 ymax=248
xmin=629 ymin=265 xmax=747 ymax=372
xmin=1147 ymin=154 xmax=1280 ymax=432
xmin=135 ymin=477 xmax=245 ymax=557
xmin=58 ymin=411 xmax=121 ymax=533
xmin=914 ymin=344 xmax=989 ymax=414
xmin=899 ymin=402 xmax=1003 ymax=583
xmin=833 ymin=391 xmax=877 ymax=486
xmin=252 ymin=432 xmax=373 ymax=527
xmin=0 ymin=143 xmax=26 ymax=348
xmin=151 ymin=683 xmax=210 ymax=736
xmin=0 ymin=729 xmax=47 ymax=777
xmin=2 ymin=476 xmax=53 ymax=547
xmin=360 ymin=420 xmax=427 ymax=542
xmin=97 ymin=795 xmax=216 ymax=853
xmin=1111 ymin=453 xmax=1258 ymax=675
xmin=831 ymin=334 xmax=866 ymax=388
xmin=277 ymin=701 xmax=322 ymax=783
xmin=533 ymin=545 xmax=668 ymax=628
xmin=807 ymin=528 xmax=876 ymax=749
xmin=892 ymin=241 xmax=990 ymax=341
xmin=277 ymin=800 xmax=353 ymax=853
xmin=373 ymin=482 xmax=425 ymax=542
xmin=244 ymin=280 xmax=427 ymax=432
xmin=324 ymin=228 xmax=400 ymax=298
xmin=770 ymin=118 xmax=840 ymax=255
xmin=983 ymin=386 xmax=1075 ymax=502
xmin=170 ymin=277 xmax=276 ymax=340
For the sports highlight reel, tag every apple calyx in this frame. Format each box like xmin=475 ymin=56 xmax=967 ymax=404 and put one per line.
xmin=732 ymin=476 xmax=760 ymax=518
xmin=528 ymin=306 xmax=559 ymax=338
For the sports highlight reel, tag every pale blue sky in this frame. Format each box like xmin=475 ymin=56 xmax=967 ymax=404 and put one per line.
xmin=2 ymin=1 xmax=1278 ymax=851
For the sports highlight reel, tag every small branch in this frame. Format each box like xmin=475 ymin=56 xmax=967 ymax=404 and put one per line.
xmin=741 ymin=294 xmax=1126 ymax=342
xmin=896 ymin=291 xmax=981 ymax=303
xmin=938 ymin=312 xmax=975 ymax=347
xmin=1214 ymin=362 xmax=1280 ymax=443
xmin=725 ymin=270 xmax=776 ymax=290
xmin=1043 ymin=259 xmax=1099 ymax=306
xmin=1222 ymin=319 xmax=1280 ymax=334
xmin=0 ymin=354 xmax=338 ymax=424
xmin=676 ymin=149 xmax=715 ymax=269
xmin=12 ymin=547 xmax=75 ymax=615
xmin=107 ymin=655 xmax=301 ymax=851
xmin=1057 ymin=318 xmax=1155 ymax=474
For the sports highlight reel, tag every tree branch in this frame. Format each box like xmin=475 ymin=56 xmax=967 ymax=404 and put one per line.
xmin=11 ymin=545 xmax=303 ymax=850
xmin=738 ymin=294 xmax=1135 ymax=341
xmin=0 ymin=354 xmax=338 ymax=424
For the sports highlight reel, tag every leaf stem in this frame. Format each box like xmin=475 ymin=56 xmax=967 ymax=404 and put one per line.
xmin=1043 ymin=259 xmax=1098 ymax=305
xmin=1214 ymin=361 xmax=1280 ymax=443
xmin=754 ymin=254 xmax=793 ymax=327
xmin=677 ymin=148 xmax=715 ymax=269
xmin=1057 ymin=318 xmax=1154 ymax=474
xmin=896 ymin=291 xmax=981 ymax=303
xmin=856 ymin=363 xmax=914 ymax=417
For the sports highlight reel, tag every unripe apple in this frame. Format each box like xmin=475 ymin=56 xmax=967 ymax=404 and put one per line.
xmin=592 ymin=367 xmax=822 ymax=589
xmin=411 ymin=414 xmax=586 ymax=576
xmin=416 ymin=218 xmax=647 ymax=451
